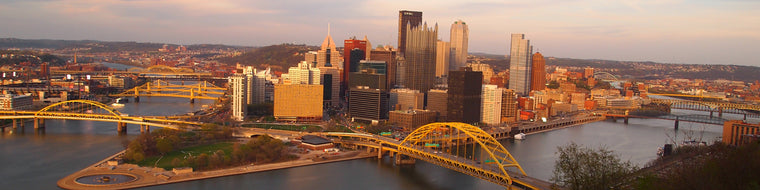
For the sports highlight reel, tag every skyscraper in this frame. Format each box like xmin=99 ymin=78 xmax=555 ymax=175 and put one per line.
xmin=317 ymin=25 xmax=342 ymax=68
xmin=230 ymin=74 xmax=247 ymax=121
xmin=243 ymin=66 xmax=265 ymax=105
xmin=318 ymin=66 xmax=340 ymax=107
xmin=530 ymin=52 xmax=546 ymax=91
xmin=448 ymin=67 xmax=483 ymax=124
xmin=403 ymin=22 xmax=438 ymax=93
xmin=508 ymin=34 xmax=533 ymax=96
xmin=370 ymin=48 xmax=397 ymax=89
xmin=398 ymin=10 xmax=422 ymax=57
xmin=449 ymin=20 xmax=468 ymax=71
xmin=501 ymin=89 xmax=518 ymax=124
xmin=435 ymin=40 xmax=450 ymax=77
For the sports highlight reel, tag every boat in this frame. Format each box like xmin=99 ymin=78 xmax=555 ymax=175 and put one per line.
xmin=514 ymin=133 xmax=526 ymax=140
xmin=111 ymin=103 xmax=124 ymax=108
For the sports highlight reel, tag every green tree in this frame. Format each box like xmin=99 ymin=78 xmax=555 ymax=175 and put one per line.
xmin=132 ymin=152 xmax=145 ymax=162
xmin=547 ymin=80 xmax=560 ymax=89
xmin=551 ymin=142 xmax=637 ymax=190
xmin=156 ymin=138 xmax=174 ymax=155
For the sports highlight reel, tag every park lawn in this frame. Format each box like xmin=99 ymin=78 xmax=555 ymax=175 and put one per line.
xmin=137 ymin=142 xmax=234 ymax=170
xmin=242 ymin=123 xmax=322 ymax=132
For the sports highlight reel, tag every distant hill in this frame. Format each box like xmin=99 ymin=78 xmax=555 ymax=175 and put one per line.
xmin=215 ymin=44 xmax=317 ymax=72
xmin=471 ymin=52 xmax=760 ymax=82
xmin=0 ymin=38 xmax=245 ymax=52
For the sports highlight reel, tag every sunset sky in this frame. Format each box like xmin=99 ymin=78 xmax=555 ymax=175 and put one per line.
xmin=1 ymin=0 xmax=758 ymax=66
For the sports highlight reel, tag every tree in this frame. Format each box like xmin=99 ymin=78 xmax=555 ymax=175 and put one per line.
xmin=551 ymin=142 xmax=637 ymax=190
xmin=156 ymin=138 xmax=174 ymax=155
xmin=547 ymin=80 xmax=560 ymax=89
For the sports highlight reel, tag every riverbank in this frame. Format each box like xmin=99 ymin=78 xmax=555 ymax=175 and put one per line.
xmin=58 ymin=149 xmax=374 ymax=190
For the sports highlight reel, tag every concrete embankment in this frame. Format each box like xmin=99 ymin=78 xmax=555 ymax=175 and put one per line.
xmin=58 ymin=151 xmax=374 ymax=190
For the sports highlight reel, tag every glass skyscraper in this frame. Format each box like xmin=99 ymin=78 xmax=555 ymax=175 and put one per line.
xmin=508 ymin=34 xmax=532 ymax=96
xmin=449 ymin=20 xmax=468 ymax=72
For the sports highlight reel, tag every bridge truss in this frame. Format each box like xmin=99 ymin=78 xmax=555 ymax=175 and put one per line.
xmin=0 ymin=100 xmax=202 ymax=132
xmin=326 ymin=122 xmax=551 ymax=190
xmin=649 ymin=98 xmax=760 ymax=117
xmin=110 ymin=79 xmax=226 ymax=101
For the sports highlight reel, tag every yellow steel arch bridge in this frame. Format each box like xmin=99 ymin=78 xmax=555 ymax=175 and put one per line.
xmin=110 ymin=79 xmax=226 ymax=102
xmin=0 ymin=100 xmax=202 ymax=134
xmin=325 ymin=122 xmax=553 ymax=190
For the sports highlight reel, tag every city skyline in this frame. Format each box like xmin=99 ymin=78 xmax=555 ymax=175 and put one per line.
xmin=1 ymin=0 xmax=759 ymax=66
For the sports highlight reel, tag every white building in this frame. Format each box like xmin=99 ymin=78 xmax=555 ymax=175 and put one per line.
xmin=0 ymin=94 xmax=32 ymax=110
xmin=481 ymin=85 xmax=502 ymax=125
xmin=288 ymin=61 xmax=321 ymax=85
xmin=229 ymin=74 xmax=247 ymax=121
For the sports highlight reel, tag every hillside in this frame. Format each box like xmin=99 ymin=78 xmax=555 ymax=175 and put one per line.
xmin=215 ymin=44 xmax=317 ymax=72
xmin=0 ymin=38 xmax=244 ymax=53
xmin=471 ymin=52 xmax=760 ymax=82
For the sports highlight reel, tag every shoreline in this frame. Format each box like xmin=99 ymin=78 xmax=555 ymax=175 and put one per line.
xmin=57 ymin=150 xmax=375 ymax=190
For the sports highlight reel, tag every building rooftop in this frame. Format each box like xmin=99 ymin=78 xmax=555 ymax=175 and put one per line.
xmin=301 ymin=135 xmax=332 ymax=145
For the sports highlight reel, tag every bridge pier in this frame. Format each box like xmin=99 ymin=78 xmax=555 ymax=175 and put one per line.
xmin=624 ymin=117 xmax=629 ymax=124
xmin=744 ymin=114 xmax=747 ymax=120
xmin=718 ymin=108 xmax=723 ymax=117
xmin=117 ymin=122 xmax=127 ymax=135
xmin=140 ymin=124 xmax=150 ymax=133
xmin=395 ymin=154 xmax=416 ymax=165
xmin=34 ymin=118 xmax=45 ymax=130
xmin=134 ymin=96 xmax=140 ymax=103
xmin=12 ymin=119 xmax=18 ymax=129
xmin=190 ymin=98 xmax=194 ymax=104
xmin=710 ymin=111 xmax=713 ymax=118
xmin=377 ymin=143 xmax=383 ymax=159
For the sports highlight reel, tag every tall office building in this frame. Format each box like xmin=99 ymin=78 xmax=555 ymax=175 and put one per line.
xmin=370 ymin=48 xmax=397 ymax=89
xmin=403 ymin=22 xmax=438 ymax=93
xmin=243 ymin=66 xmax=266 ymax=104
xmin=348 ymin=87 xmax=389 ymax=123
xmin=508 ymin=34 xmax=533 ymax=96
xmin=449 ymin=20 xmax=468 ymax=71
xmin=481 ymin=84 xmax=502 ymax=125
xmin=501 ymin=89 xmax=518 ymax=124
xmin=398 ymin=10 xmax=423 ymax=57
xmin=362 ymin=36 xmax=372 ymax=60
xmin=530 ymin=52 xmax=546 ymax=91
xmin=317 ymin=26 xmax=342 ymax=68
xmin=229 ymin=74 xmax=247 ymax=121
xmin=448 ymin=67 xmax=483 ymax=124
xmin=435 ymin=40 xmax=450 ymax=77
xmin=343 ymin=38 xmax=368 ymax=84
xmin=318 ymin=66 xmax=341 ymax=107
xmin=287 ymin=61 xmax=321 ymax=85
xmin=468 ymin=63 xmax=494 ymax=83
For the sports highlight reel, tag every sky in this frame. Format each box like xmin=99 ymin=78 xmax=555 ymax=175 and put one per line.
xmin=1 ymin=0 xmax=759 ymax=66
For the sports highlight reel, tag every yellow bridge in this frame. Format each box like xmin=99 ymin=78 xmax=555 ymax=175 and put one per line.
xmin=325 ymin=123 xmax=553 ymax=190
xmin=0 ymin=100 xmax=203 ymax=134
xmin=52 ymin=65 xmax=213 ymax=77
xmin=110 ymin=79 xmax=226 ymax=103
xmin=648 ymin=94 xmax=760 ymax=118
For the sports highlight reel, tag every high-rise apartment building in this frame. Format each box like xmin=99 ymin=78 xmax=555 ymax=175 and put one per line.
xmin=398 ymin=10 xmax=422 ymax=57
xmin=243 ymin=66 xmax=266 ymax=105
xmin=448 ymin=67 xmax=483 ymax=124
xmin=508 ymin=34 xmax=532 ymax=96
xmin=501 ymin=89 xmax=518 ymax=123
xmin=530 ymin=52 xmax=546 ymax=91
xmin=449 ymin=20 xmax=468 ymax=71
xmin=287 ymin=61 xmax=321 ymax=85
xmin=436 ymin=40 xmax=450 ymax=77
xmin=403 ymin=23 xmax=438 ymax=93
xmin=481 ymin=84 xmax=502 ymax=125
xmin=229 ymin=74 xmax=247 ymax=121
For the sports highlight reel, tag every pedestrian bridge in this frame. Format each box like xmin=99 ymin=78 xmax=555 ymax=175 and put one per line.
xmin=0 ymin=100 xmax=202 ymax=134
xmin=325 ymin=122 xmax=553 ymax=190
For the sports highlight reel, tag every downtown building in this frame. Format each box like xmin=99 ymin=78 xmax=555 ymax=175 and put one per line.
xmin=317 ymin=27 xmax=342 ymax=68
xmin=369 ymin=47 xmax=398 ymax=89
xmin=243 ymin=66 xmax=266 ymax=105
xmin=448 ymin=67 xmax=483 ymax=124
xmin=501 ymin=89 xmax=518 ymax=124
xmin=481 ymin=84 xmax=502 ymax=125
xmin=531 ymin=52 xmax=546 ymax=91
xmin=435 ymin=40 xmax=450 ymax=77
xmin=390 ymin=88 xmax=425 ymax=111
xmin=508 ymin=34 xmax=533 ymax=96
xmin=273 ymin=84 xmax=323 ymax=122
xmin=343 ymin=37 xmax=369 ymax=93
xmin=398 ymin=10 xmax=423 ymax=57
xmin=449 ymin=20 xmax=469 ymax=72
xmin=229 ymin=74 xmax=247 ymax=121
xmin=403 ymin=22 xmax=438 ymax=93
xmin=348 ymin=86 xmax=389 ymax=124
xmin=427 ymin=89 xmax=448 ymax=121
